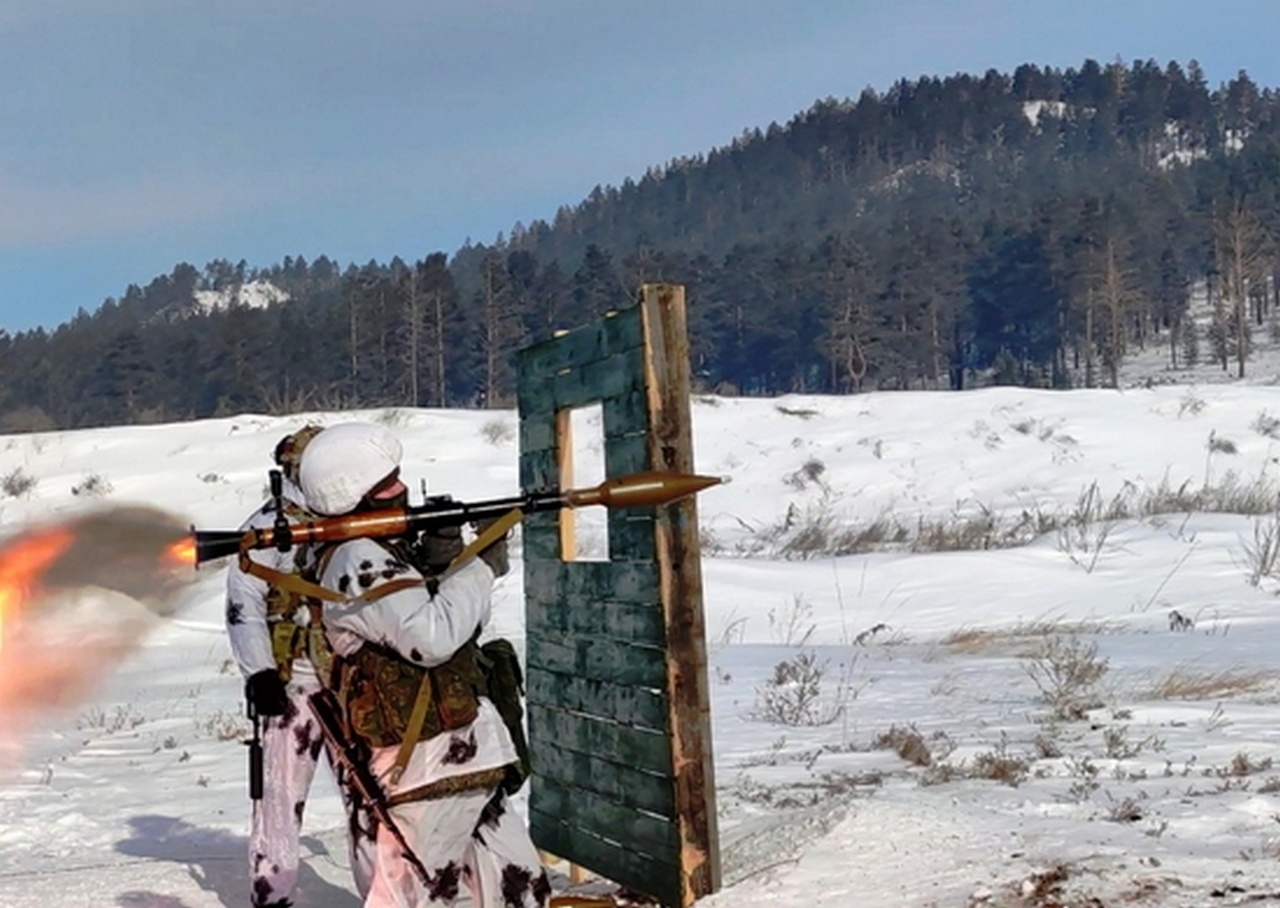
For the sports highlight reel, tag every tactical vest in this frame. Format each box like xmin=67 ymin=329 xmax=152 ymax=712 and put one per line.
xmin=263 ymin=502 xmax=333 ymax=684
xmin=247 ymin=526 xmax=531 ymax=794
xmin=334 ymin=636 xmax=484 ymax=748
xmin=325 ymin=537 xmax=530 ymax=793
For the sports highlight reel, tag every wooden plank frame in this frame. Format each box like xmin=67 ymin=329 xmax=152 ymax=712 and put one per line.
xmin=516 ymin=285 xmax=720 ymax=907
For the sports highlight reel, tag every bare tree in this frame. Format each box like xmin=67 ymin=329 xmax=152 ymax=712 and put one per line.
xmin=1096 ymin=236 xmax=1143 ymax=388
xmin=1217 ymin=199 xmax=1270 ymax=378
xmin=478 ymin=251 xmax=523 ymax=408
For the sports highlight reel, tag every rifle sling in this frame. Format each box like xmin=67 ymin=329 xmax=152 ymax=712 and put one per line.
xmin=445 ymin=508 xmax=524 ymax=574
xmin=391 ymin=670 xmax=434 ymax=785
xmin=240 ymin=551 xmax=424 ymax=606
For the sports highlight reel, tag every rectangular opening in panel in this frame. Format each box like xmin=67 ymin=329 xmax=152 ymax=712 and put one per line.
xmin=558 ymin=403 xmax=609 ymax=562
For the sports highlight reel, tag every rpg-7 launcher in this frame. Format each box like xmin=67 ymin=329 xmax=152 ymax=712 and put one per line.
xmin=190 ymin=470 xmax=723 ymax=566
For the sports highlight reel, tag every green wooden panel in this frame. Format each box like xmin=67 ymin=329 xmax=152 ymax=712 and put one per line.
xmin=533 ymin=777 xmax=679 ymax=862
xmin=609 ymin=511 xmax=658 ymax=561
xmin=525 ymin=596 xmax=666 ymax=647
xmin=527 ymin=631 xmax=667 ymax=688
xmin=519 ymin=323 xmax=607 ymax=377
xmin=516 ymin=367 xmax=559 ymax=418
xmin=604 ymin=434 xmax=651 ymax=479
xmin=521 ymin=525 xmax=562 ymax=563
xmin=603 ymin=388 xmax=651 ymax=438
xmin=518 ymin=417 xmax=557 ymax=454
xmin=517 ymin=310 xmax=644 ymax=380
xmin=527 ymin=666 xmax=668 ymax=731
xmin=601 ymin=306 xmax=644 ymax=354
xmin=518 ymin=448 xmax=559 ymax=490
xmin=524 ymin=561 xmax=659 ymax=605
xmin=551 ymin=364 xmax=590 ymax=411
xmin=534 ymin=745 xmax=675 ymax=817
xmin=527 ymin=704 xmax=671 ymax=774
xmin=530 ymin=807 xmax=681 ymax=907
xmin=582 ymin=348 xmax=646 ymax=400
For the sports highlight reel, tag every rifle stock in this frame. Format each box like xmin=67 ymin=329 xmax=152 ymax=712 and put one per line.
xmin=191 ymin=470 xmax=722 ymax=566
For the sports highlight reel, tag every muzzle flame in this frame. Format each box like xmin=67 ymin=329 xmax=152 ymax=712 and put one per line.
xmin=164 ymin=535 xmax=197 ymax=569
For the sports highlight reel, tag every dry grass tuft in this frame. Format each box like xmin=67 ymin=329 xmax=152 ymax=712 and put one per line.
xmin=1144 ymin=665 xmax=1273 ymax=701
xmin=940 ymin=619 xmax=1111 ymax=656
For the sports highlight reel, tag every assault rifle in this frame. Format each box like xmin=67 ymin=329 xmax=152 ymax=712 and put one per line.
xmin=189 ymin=470 xmax=722 ymax=565
xmin=309 ymin=686 xmax=432 ymax=883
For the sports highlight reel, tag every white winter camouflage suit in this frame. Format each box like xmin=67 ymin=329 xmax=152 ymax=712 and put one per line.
xmin=300 ymin=422 xmax=549 ymax=908
xmin=225 ymin=483 xmax=375 ymax=906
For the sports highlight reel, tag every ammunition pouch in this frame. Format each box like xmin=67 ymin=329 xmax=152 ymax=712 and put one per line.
xmin=335 ymin=641 xmax=483 ymax=749
xmin=266 ymin=591 xmax=332 ymax=685
xmin=476 ymin=638 xmax=530 ymax=793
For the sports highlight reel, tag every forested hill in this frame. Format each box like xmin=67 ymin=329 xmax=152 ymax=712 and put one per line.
xmin=4 ymin=58 xmax=1280 ymax=431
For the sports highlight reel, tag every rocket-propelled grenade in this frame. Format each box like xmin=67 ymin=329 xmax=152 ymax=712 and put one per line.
xmin=191 ymin=470 xmax=723 ymax=565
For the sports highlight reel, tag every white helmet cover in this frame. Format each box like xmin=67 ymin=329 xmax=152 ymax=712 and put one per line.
xmin=298 ymin=422 xmax=404 ymax=515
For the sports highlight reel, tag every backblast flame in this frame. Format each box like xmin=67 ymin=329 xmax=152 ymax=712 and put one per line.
xmin=0 ymin=528 xmax=75 ymax=652
xmin=0 ymin=506 xmax=197 ymax=728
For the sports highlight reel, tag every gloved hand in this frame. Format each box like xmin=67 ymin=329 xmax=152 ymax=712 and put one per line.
xmin=416 ymin=524 xmax=464 ymax=574
xmin=473 ymin=517 xmax=510 ymax=578
xmin=246 ymin=669 xmax=290 ymax=716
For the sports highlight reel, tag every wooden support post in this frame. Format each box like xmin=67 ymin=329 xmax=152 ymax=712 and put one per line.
xmin=639 ymin=284 xmax=721 ymax=901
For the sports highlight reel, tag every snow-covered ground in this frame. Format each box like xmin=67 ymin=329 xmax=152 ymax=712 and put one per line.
xmin=5 ymin=382 xmax=1280 ymax=906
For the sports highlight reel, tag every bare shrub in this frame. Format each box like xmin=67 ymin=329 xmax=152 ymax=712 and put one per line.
xmin=1178 ymin=391 xmax=1206 ymax=417
xmin=969 ymin=736 xmax=1031 ymax=787
xmin=1033 ymin=731 xmax=1063 ymax=758
xmin=481 ymin=418 xmax=515 ymax=445
xmin=775 ymin=405 xmax=818 ymax=419
xmin=1105 ymin=795 xmax=1145 ymax=823
xmin=1222 ymin=752 xmax=1274 ymax=777
xmin=376 ymin=407 xmax=411 ymax=428
xmin=756 ymin=652 xmax=825 ymax=726
xmin=1254 ymin=410 xmax=1280 ymax=439
xmin=754 ymin=650 xmax=855 ymax=727
xmin=1242 ymin=511 xmax=1280 ymax=586
xmin=1207 ymin=430 xmax=1238 ymax=455
xmin=199 ymin=709 xmax=250 ymax=742
xmin=761 ymin=498 xmax=841 ymax=561
xmin=833 ymin=515 xmax=907 ymax=554
xmin=1066 ymin=754 xmax=1101 ymax=800
xmin=1103 ymin=725 xmax=1163 ymax=759
xmin=783 ymin=457 xmax=827 ymax=491
xmin=78 ymin=704 xmax=145 ymax=733
xmin=1023 ymin=636 xmax=1109 ymax=720
xmin=873 ymin=724 xmax=934 ymax=767
xmin=1 ymin=466 xmax=36 ymax=498
xmin=917 ymin=737 xmax=1027 ymax=787
xmin=1056 ymin=482 xmax=1119 ymax=572
xmin=768 ymin=595 xmax=815 ymax=646
xmin=71 ymin=473 xmax=113 ymax=497
xmin=1144 ymin=666 xmax=1271 ymax=701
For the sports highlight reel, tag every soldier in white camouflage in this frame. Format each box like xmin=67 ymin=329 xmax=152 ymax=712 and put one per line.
xmin=298 ymin=421 xmax=549 ymax=908
xmin=226 ymin=425 xmax=374 ymax=907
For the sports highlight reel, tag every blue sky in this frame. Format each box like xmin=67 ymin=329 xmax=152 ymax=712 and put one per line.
xmin=0 ymin=0 xmax=1275 ymax=333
